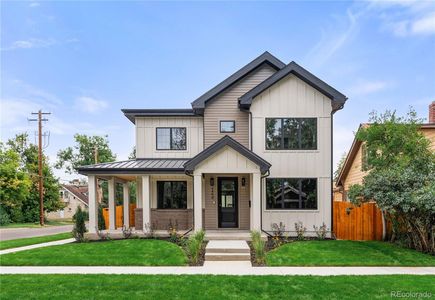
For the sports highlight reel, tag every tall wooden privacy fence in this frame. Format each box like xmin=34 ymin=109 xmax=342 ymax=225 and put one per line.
xmin=333 ymin=201 xmax=384 ymax=241
xmin=102 ymin=204 xmax=136 ymax=229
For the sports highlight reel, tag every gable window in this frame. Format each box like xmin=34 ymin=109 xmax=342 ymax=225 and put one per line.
xmin=220 ymin=120 xmax=235 ymax=133
xmin=156 ymin=128 xmax=186 ymax=150
xmin=157 ymin=181 xmax=187 ymax=209
xmin=265 ymin=118 xmax=317 ymax=150
xmin=266 ymin=178 xmax=317 ymax=210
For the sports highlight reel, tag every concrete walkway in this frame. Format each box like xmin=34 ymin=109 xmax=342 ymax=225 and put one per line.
xmin=0 ymin=225 xmax=73 ymax=241
xmin=1 ymin=264 xmax=434 ymax=276
xmin=0 ymin=238 xmax=75 ymax=255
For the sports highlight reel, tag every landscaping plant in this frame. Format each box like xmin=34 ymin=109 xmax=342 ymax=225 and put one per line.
xmin=271 ymin=222 xmax=286 ymax=247
xmin=72 ymin=206 xmax=87 ymax=242
xmin=348 ymin=109 xmax=435 ymax=254
xmin=250 ymin=230 xmax=266 ymax=264
xmin=167 ymin=220 xmax=180 ymax=244
xmin=294 ymin=221 xmax=306 ymax=241
xmin=313 ymin=223 xmax=328 ymax=240
xmin=122 ymin=225 xmax=132 ymax=239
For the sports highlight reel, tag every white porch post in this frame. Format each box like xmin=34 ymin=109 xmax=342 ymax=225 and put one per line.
xmin=251 ymin=172 xmax=261 ymax=231
xmin=108 ymin=177 xmax=116 ymax=231
xmin=136 ymin=177 xmax=142 ymax=208
xmin=142 ymin=175 xmax=150 ymax=231
xmin=193 ymin=174 xmax=202 ymax=232
xmin=88 ymin=175 xmax=98 ymax=233
xmin=123 ymin=182 xmax=130 ymax=228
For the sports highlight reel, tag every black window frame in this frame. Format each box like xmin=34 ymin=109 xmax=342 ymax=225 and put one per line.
xmin=265 ymin=118 xmax=317 ymax=150
xmin=157 ymin=181 xmax=187 ymax=209
xmin=265 ymin=177 xmax=318 ymax=210
xmin=220 ymin=120 xmax=236 ymax=133
xmin=156 ymin=127 xmax=187 ymax=150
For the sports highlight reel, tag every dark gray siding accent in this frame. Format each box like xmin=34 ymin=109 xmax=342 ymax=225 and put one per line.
xmin=122 ymin=109 xmax=198 ymax=123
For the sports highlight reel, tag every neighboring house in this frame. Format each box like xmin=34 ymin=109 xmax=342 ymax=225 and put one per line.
xmin=78 ymin=52 xmax=347 ymax=237
xmin=335 ymin=102 xmax=435 ymax=201
xmin=46 ymin=183 xmax=89 ymax=220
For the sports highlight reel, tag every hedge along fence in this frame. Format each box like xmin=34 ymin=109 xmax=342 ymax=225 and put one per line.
xmin=333 ymin=201 xmax=389 ymax=241
xmin=102 ymin=204 xmax=136 ymax=229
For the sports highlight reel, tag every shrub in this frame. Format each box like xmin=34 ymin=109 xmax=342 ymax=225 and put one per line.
xmin=167 ymin=220 xmax=180 ymax=244
xmin=294 ymin=221 xmax=306 ymax=241
xmin=250 ymin=230 xmax=266 ymax=264
xmin=185 ymin=236 xmax=201 ymax=264
xmin=271 ymin=222 xmax=285 ymax=247
xmin=96 ymin=227 xmax=110 ymax=241
xmin=193 ymin=229 xmax=205 ymax=244
xmin=313 ymin=222 xmax=328 ymax=240
xmin=72 ymin=206 xmax=87 ymax=242
xmin=0 ymin=205 xmax=11 ymax=226
xmin=98 ymin=205 xmax=106 ymax=230
xmin=122 ymin=225 xmax=132 ymax=239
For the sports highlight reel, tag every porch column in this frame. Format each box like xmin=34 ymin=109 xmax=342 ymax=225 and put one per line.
xmin=123 ymin=182 xmax=130 ymax=228
xmin=108 ymin=177 xmax=116 ymax=231
xmin=193 ymin=174 xmax=202 ymax=232
xmin=142 ymin=175 xmax=150 ymax=232
xmin=136 ymin=177 xmax=142 ymax=208
xmin=251 ymin=172 xmax=261 ymax=231
xmin=88 ymin=175 xmax=98 ymax=233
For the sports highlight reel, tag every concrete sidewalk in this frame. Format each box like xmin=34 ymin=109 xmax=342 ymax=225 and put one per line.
xmin=0 ymin=238 xmax=75 ymax=255
xmin=1 ymin=264 xmax=434 ymax=276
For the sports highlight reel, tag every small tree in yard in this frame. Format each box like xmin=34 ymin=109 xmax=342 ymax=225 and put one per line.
xmin=348 ymin=108 xmax=435 ymax=254
xmin=72 ymin=206 xmax=87 ymax=242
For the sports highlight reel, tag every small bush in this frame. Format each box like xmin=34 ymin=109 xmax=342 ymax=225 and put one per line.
xmin=271 ymin=222 xmax=285 ymax=247
xmin=72 ymin=206 xmax=87 ymax=242
xmin=186 ymin=236 xmax=201 ymax=264
xmin=313 ymin=222 xmax=328 ymax=240
xmin=122 ymin=225 xmax=132 ymax=239
xmin=96 ymin=227 xmax=110 ymax=241
xmin=0 ymin=206 xmax=11 ymax=226
xmin=193 ymin=229 xmax=205 ymax=244
xmin=250 ymin=230 xmax=266 ymax=264
xmin=294 ymin=221 xmax=306 ymax=241
xmin=167 ymin=220 xmax=181 ymax=244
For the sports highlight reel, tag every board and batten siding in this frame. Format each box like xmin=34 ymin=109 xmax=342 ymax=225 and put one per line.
xmin=250 ymin=74 xmax=333 ymax=233
xmin=135 ymin=117 xmax=203 ymax=158
xmin=203 ymin=64 xmax=277 ymax=148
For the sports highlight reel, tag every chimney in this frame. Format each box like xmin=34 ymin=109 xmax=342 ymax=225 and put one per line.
xmin=430 ymin=101 xmax=435 ymax=124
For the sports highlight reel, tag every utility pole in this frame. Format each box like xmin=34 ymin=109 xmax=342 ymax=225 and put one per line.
xmin=94 ymin=146 xmax=100 ymax=203
xmin=29 ymin=110 xmax=51 ymax=226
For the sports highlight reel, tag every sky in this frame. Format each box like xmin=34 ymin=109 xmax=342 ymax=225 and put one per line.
xmin=1 ymin=0 xmax=435 ymax=182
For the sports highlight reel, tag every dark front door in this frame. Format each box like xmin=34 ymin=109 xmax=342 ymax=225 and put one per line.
xmin=218 ymin=177 xmax=238 ymax=228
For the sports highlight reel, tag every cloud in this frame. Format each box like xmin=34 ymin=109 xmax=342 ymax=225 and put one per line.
xmin=2 ymin=38 xmax=79 ymax=51
xmin=348 ymin=80 xmax=392 ymax=96
xmin=412 ymin=12 xmax=435 ymax=35
xmin=75 ymin=97 xmax=108 ymax=113
xmin=333 ymin=125 xmax=356 ymax=172
xmin=29 ymin=2 xmax=40 ymax=7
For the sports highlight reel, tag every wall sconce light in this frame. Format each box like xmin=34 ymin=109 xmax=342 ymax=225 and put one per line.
xmin=210 ymin=177 xmax=214 ymax=186
xmin=241 ymin=177 xmax=246 ymax=187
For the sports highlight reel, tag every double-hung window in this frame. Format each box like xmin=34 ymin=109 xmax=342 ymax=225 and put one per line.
xmin=157 ymin=181 xmax=187 ymax=209
xmin=156 ymin=128 xmax=186 ymax=150
xmin=266 ymin=178 xmax=317 ymax=210
xmin=265 ymin=118 xmax=317 ymax=150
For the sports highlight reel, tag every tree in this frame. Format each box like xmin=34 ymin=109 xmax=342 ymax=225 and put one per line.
xmin=72 ymin=206 xmax=87 ymax=242
xmin=348 ymin=109 xmax=435 ymax=253
xmin=333 ymin=152 xmax=347 ymax=182
xmin=55 ymin=134 xmax=116 ymax=174
xmin=3 ymin=134 xmax=62 ymax=223
xmin=0 ymin=144 xmax=31 ymax=224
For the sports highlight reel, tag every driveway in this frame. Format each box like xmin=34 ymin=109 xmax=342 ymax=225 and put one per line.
xmin=0 ymin=225 xmax=73 ymax=241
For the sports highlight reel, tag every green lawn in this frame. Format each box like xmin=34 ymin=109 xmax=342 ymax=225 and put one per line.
xmin=0 ymin=220 xmax=73 ymax=228
xmin=266 ymin=240 xmax=435 ymax=266
xmin=0 ymin=275 xmax=434 ymax=299
xmin=0 ymin=239 xmax=187 ymax=266
xmin=0 ymin=232 xmax=73 ymax=250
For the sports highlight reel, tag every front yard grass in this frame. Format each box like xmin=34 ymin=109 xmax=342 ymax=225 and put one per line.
xmin=0 ymin=232 xmax=73 ymax=250
xmin=0 ymin=239 xmax=187 ymax=266
xmin=0 ymin=275 xmax=434 ymax=299
xmin=266 ymin=240 xmax=435 ymax=266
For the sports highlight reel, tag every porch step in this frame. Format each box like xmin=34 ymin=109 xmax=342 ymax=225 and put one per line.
xmin=205 ymin=240 xmax=251 ymax=262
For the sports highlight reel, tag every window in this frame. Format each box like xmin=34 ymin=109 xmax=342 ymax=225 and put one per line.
xmin=220 ymin=120 xmax=235 ymax=133
xmin=265 ymin=118 xmax=317 ymax=150
xmin=157 ymin=181 xmax=187 ymax=209
xmin=266 ymin=178 xmax=317 ymax=210
xmin=156 ymin=128 xmax=186 ymax=150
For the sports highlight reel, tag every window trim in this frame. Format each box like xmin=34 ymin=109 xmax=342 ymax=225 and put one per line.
xmin=219 ymin=120 xmax=236 ymax=133
xmin=265 ymin=177 xmax=318 ymax=211
xmin=156 ymin=127 xmax=187 ymax=151
xmin=265 ymin=118 xmax=317 ymax=150
xmin=156 ymin=180 xmax=188 ymax=209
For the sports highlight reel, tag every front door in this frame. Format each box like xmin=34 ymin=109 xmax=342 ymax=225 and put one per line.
xmin=218 ymin=177 xmax=238 ymax=228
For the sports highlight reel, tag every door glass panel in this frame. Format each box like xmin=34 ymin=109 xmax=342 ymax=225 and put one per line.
xmin=221 ymin=180 xmax=235 ymax=191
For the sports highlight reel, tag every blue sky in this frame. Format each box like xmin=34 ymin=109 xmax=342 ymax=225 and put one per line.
xmin=1 ymin=1 xmax=435 ymax=181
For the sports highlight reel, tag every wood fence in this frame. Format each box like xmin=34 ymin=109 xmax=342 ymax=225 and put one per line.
xmin=102 ymin=204 xmax=136 ymax=229
xmin=333 ymin=201 xmax=384 ymax=241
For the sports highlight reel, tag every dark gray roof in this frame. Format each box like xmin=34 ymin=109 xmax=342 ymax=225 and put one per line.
xmin=184 ymin=136 xmax=271 ymax=174
xmin=77 ymin=159 xmax=189 ymax=175
xmin=191 ymin=51 xmax=285 ymax=114
xmin=239 ymin=61 xmax=348 ymax=112
xmin=122 ymin=109 xmax=198 ymax=124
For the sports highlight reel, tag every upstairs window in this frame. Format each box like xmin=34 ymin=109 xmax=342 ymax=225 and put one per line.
xmin=157 ymin=181 xmax=187 ymax=209
xmin=156 ymin=128 xmax=186 ymax=150
xmin=265 ymin=118 xmax=317 ymax=150
xmin=266 ymin=178 xmax=317 ymax=210
xmin=220 ymin=120 xmax=235 ymax=133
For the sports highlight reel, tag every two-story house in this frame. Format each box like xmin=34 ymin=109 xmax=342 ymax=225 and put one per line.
xmin=78 ymin=52 xmax=347 ymax=238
